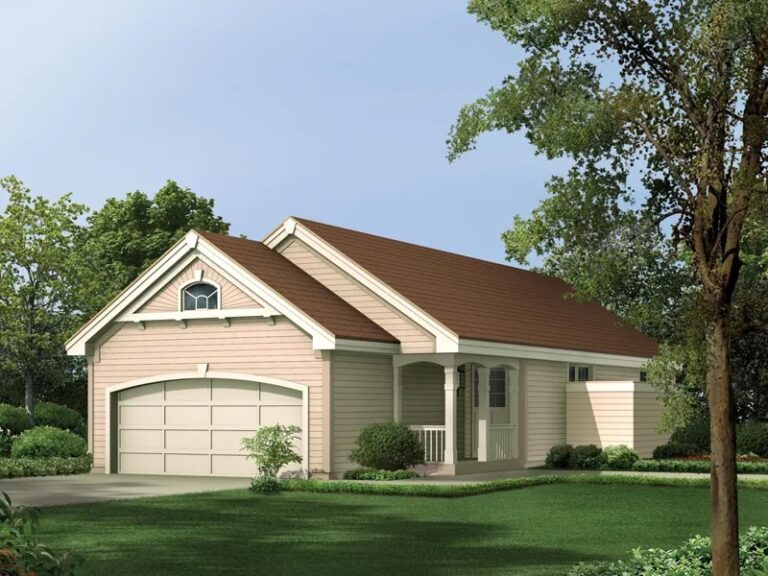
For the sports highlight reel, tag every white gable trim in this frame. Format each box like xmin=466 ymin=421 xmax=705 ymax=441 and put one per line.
xmin=265 ymin=218 xmax=460 ymax=353
xmin=66 ymin=231 xmax=339 ymax=355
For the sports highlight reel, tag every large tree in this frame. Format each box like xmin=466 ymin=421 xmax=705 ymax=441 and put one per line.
xmin=0 ymin=176 xmax=88 ymax=419
xmin=448 ymin=2 xmax=768 ymax=574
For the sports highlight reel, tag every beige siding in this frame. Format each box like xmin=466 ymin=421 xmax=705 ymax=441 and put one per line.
xmin=91 ymin=317 xmax=325 ymax=473
xmin=593 ymin=365 xmax=641 ymax=381
xmin=524 ymin=359 xmax=567 ymax=466
xmin=331 ymin=352 xmax=393 ymax=476
xmin=634 ymin=391 xmax=670 ymax=458
xmin=280 ymin=239 xmax=435 ymax=352
xmin=567 ymin=391 xmax=634 ymax=448
xmin=401 ymin=362 xmax=444 ymax=426
xmin=140 ymin=258 xmax=262 ymax=312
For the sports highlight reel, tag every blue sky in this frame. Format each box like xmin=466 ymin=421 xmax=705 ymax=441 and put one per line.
xmin=0 ymin=1 xmax=569 ymax=264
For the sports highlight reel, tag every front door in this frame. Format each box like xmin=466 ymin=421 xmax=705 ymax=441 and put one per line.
xmin=471 ymin=367 xmax=514 ymax=458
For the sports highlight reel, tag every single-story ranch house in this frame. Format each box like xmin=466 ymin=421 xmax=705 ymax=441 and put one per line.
xmin=67 ymin=217 xmax=667 ymax=478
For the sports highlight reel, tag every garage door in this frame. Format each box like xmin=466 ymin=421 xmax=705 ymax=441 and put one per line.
xmin=116 ymin=378 xmax=303 ymax=476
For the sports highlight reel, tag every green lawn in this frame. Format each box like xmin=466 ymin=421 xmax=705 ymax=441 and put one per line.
xmin=35 ymin=483 xmax=768 ymax=576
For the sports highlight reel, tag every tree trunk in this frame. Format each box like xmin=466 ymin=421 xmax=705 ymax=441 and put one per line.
xmin=709 ymin=313 xmax=740 ymax=576
xmin=24 ymin=371 xmax=35 ymax=426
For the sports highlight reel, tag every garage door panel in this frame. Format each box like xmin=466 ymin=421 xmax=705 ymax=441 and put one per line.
xmin=211 ymin=380 xmax=258 ymax=402
xmin=121 ymin=405 xmax=163 ymax=426
xmin=211 ymin=405 xmax=258 ymax=427
xmin=212 ymin=430 xmax=256 ymax=452
xmin=165 ymin=379 xmax=210 ymax=401
xmin=120 ymin=452 xmax=163 ymax=474
xmin=261 ymin=384 xmax=301 ymax=405
xmin=121 ymin=429 xmax=163 ymax=450
xmin=165 ymin=429 xmax=209 ymax=451
xmin=165 ymin=454 xmax=209 ymax=475
xmin=119 ymin=383 xmax=163 ymax=404
xmin=165 ymin=405 xmax=209 ymax=426
xmin=211 ymin=454 xmax=257 ymax=476
xmin=260 ymin=405 xmax=302 ymax=427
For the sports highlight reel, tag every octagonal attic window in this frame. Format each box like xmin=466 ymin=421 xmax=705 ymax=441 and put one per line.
xmin=183 ymin=282 xmax=219 ymax=310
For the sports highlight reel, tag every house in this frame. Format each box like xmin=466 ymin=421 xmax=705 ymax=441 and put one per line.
xmin=66 ymin=217 xmax=667 ymax=478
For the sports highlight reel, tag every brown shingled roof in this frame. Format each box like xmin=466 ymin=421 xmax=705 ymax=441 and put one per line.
xmin=197 ymin=231 xmax=398 ymax=344
xmin=294 ymin=218 xmax=659 ymax=359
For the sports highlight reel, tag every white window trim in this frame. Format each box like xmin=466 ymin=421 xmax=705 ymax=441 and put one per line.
xmin=568 ymin=364 xmax=592 ymax=383
xmin=179 ymin=279 xmax=222 ymax=311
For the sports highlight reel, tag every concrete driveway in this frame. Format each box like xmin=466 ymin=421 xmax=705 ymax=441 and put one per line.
xmin=0 ymin=473 xmax=250 ymax=507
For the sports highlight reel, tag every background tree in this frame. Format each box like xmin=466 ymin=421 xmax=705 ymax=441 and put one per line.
xmin=448 ymin=2 xmax=768 ymax=574
xmin=0 ymin=176 xmax=88 ymax=420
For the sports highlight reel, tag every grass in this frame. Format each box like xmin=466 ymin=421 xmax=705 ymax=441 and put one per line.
xmin=34 ymin=481 xmax=768 ymax=576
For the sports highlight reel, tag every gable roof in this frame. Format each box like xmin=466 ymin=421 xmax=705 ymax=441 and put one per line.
xmin=197 ymin=231 xmax=397 ymax=344
xmin=291 ymin=218 xmax=658 ymax=359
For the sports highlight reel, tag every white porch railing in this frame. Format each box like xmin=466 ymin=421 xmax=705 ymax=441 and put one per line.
xmin=410 ymin=425 xmax=446 ymax=463
xmin=489 ymin=424 xmax=517 ymax=461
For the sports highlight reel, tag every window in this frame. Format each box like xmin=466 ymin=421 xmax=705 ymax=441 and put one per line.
xmin=489 ymin=368 xmax=506 ymax=408
xmin=639 ymin=370 xmax=648 ymax=382
xmin=182 ymin=282 xmax=219 ymax=310
xmin=568 ymin=365 xmax=591 ymax=382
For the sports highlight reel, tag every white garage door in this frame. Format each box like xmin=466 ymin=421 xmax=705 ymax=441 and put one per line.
xmin=117 ymin=378 xmax=303 ymax=476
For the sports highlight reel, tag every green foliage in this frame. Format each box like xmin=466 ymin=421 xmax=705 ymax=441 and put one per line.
xmin=570 ymin=445 xmax=605 ymax=469
xmin=737 ymin=421 xmax=768 ymax=458
xmin=671 ymin=415 xmax=712 ymax=452
xmin=0 ymin=430 xmax=13 ymax=457
xmin=603 ymin=445 xmax=640 ymax=470
xmin=545 ymin=444 xmax=573 ymax=468
xmin=0 ymin=492 xmax=83 ymax=576
xmin=349 ymin=422 xmax=424 ymax=471
xmin=249 ymin=475 xmax=283 ymax=495
xmin=632 ymin=458 xmax=768 ymax=475
xmin=653 ymin=442 xmax=701 ymax=459
xmin=342 ymin=468 xmax=420 ymax=481
xmin=241 ymin=425 xmax=302 ymax=480
xmin=0 ymin=455 xmax=92 ymax=479
xmin=33 ymin=403 xmax=86 ymax=438
xmin=564 ymin=526 xmax=768 ymax=576
xmin=11 ymin=427 xmax=87 ymax=459
xmin=0 ymin=404 xmax=30 ymax=436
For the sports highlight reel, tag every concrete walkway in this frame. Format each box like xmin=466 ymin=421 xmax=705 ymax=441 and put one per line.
xmin=0 ymin=473 xmax=250 ymax=507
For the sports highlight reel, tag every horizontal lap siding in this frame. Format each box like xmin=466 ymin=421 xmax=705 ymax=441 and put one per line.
xmin=141 ymin=259 xmax=261 ymax=312
xmin=593 ymin=365 xmax=641 ymax=381
xmin=91 ymin=317 xmax=324 ymax=473
xmin=525 ymin=359 xmax=567 ymax=466
xmin=634 ymin=391 xmax=669 ymax=458
xmin=331 ymin=352 xmax=393 ymax=476
xmin=401 ymin=363 xmax=444 ymax=426
xmin=567 ymin=391 xmax=634 ymax=448
xmin=280 ymin=239 xmax=435 ymax=353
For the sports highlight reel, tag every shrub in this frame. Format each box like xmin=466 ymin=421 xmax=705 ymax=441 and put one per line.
xmin=737 ymin=420 xmax=768 ymax=458
xmin=545 ymin=444 xmax=573 ymax=468
xmin=349 ymin=422 xmax=424 ymax=471
xmin=34 ymin=402 xmax=86 ymax=438
xmin=652 ymin=441 xmax=699 ymax=459
xmin=632 ymin=457 xmax=768 ymax=475
xmin=570 ymin=444 xmax=605 ymax=469
xmin=670 ymin=414 xmax=711 ymax=453
xmin=11 ymin=427 xmax=87 ymax=459
xmin=0 ymin=405 xmax=29 ymax=436
xmin=342 ymin=468 xmax=420 ymax=481
xmin=0 ymin=455 xmax=92 ymax=479
xmin=603 ymin=445 xmax=640 ymax=470
xmin=0 ymin=429 xmax=13 ymax=457
xmin=241 ymin=425 xmax=302 ymax=494
xmin=564 ymin=526 xmax=768 ymax=576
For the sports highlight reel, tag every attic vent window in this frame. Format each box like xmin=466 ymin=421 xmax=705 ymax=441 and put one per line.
xmin=183 ymin=283 xmax=219 ymax=310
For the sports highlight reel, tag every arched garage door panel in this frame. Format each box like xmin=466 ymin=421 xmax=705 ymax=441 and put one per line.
xmin=117 ymin=378 xmax=302 ymax=476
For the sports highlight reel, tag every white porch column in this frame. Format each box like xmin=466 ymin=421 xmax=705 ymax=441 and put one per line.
xmin=477 ymin=366 xmax=491 ymax=462
xmin=393 ymin=365 xmax=402 ymax=422
xmin=443 ymin=366 xmax=458 ymax=465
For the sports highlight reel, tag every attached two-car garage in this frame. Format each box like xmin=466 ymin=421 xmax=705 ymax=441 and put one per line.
xmin=113 ymin=377 xmax=306 ymax=476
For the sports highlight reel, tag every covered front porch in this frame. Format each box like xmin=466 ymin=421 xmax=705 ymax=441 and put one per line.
xmin=393 ymin=353 xmax=522 ymax=475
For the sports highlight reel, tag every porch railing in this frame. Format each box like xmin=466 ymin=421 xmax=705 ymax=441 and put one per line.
xmin=489 ymin=424 xmax=517 ymax=461
xmin=410 ymin=425 xmax=445 ymax=463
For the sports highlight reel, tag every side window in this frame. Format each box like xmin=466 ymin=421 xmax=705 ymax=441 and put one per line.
xmin=568 ymin=365 xmax=591 ymax=382
xmin=182 ymin=282 xmax=219 ymax=310
xmin=639 ymin=370 xmax=648 ymax=382
xmin=489 ymin=368 xmax=506 ymax=408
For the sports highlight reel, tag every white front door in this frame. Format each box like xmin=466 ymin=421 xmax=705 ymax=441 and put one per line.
xmin=471 ymin=367 xmax=518 ymax=459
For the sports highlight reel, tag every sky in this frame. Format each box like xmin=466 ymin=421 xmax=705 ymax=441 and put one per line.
xmin=0 ymin=1 xmax=570 ymax=265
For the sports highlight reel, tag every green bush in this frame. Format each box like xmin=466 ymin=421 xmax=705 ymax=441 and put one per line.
xmin=564 ymin=526 xmax=768 ymax=576
xmin=342 ymin=468 xmax=420 ymax=481
xmin=249 ymin=475 xmax=283 ymax=495
xmin=34 ymin=402 xmax=86 ymax=438
xmin=0 ymin=404 xmax=30 ymax=436
xmin=737 ymin=421 xmax=768 ymax=458
xmin=670 ymin=415 xmax=710 ymax=453
xmin=0 ymin=429 xmax=13 ymax=457
xmin=603 ymin=445 xmax=640 ymax=470
xmin=11 ymin=426 xmax=87 ymax=459
xmin=570 ymin=444 xmax=605 ymax=469
xmin=545 ymin=444 xmax=573 ymax=468
xmin=632 ymin=458 xmax=768 ymax=475
xmin=652 ymin=441 xmax=699 ymax=459
xmin=241 ymin=424 xmax=302 ymax=494
xmin=0 ymin=455 xmax=92 ymax=479
xmin=349 ymin=422 xmax=424 ymax=471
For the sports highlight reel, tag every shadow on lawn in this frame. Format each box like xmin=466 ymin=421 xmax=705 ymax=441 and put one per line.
xmin=39 ymin=491 xmax=610 ymax=576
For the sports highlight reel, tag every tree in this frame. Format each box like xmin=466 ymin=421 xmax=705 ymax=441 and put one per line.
xmin=448 ymin=2 xmax=768 ymax=573
xmin=0 ymin=176 xmax=88 ymax=420
xmin=80 ymin=180 xmax=230 ymax=315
